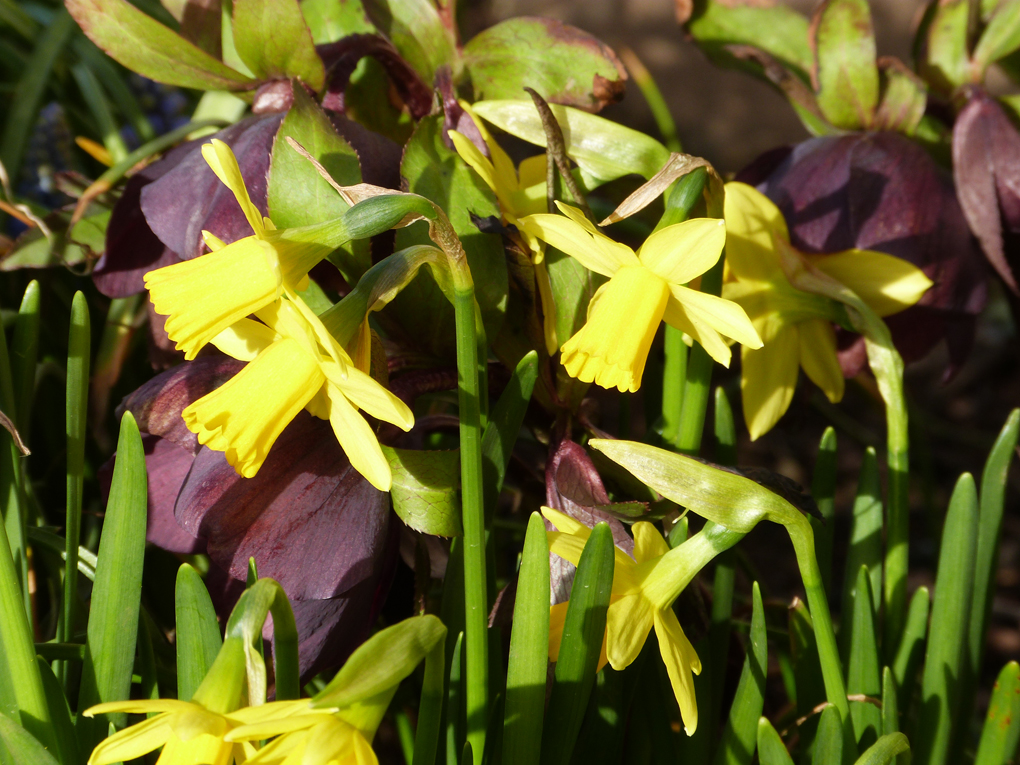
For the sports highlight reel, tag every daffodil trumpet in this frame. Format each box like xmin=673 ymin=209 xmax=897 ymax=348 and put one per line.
xmin=520 ymin=202 xmax=761 ymax=392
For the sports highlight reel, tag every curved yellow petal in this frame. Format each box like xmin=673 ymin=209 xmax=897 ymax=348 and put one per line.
xmin=662 ymin=294 xmax=732 ymax=368
xmin=183 ymin=338 xmax=325 ymax=478
xmin=632 ymin=521 xmax=670 ymax=564
xmin=548 ymin=601 xmax=569 ymax=662
xmin=333 ymin=366 xmax=414 ymax=432
xmin=87 ymin=715 xmax=171 ymax=765
xmin=541 ymin=506 xmax=588 ymax=536
xmin=547 ymin=530 xmax=588 ymax=568
xmin=535 ymin=258 xmax=559 ymax=355
xmin=638 ymin=218 xmax=725 ymax=285
xmin=85 ymin=699 xmax=195 ymax=717
xmin=327 ymin=384 xmax=392 ymax=491
xmin=210 ymin=318 xmax=280 ymax=361
xmin=145 ymin=238 xmax=281 ymax=360
xmin=722 ymin=182 xmax=788 ymax=283
xmin=304 ymin=717 xmax=360 ymax=765
xmin=654 ymin=608 xmax=701 ymax=735
xmin=808 ymin=250 xmax=933 ymax=317
xmin=202 ymin=140 xmax=265 ymax=237
xmin=799 ymin=318 xmax=844 ymax=404
xmin=158 ymin=732 xmax=234 ymax=765
xmin=458 ymin=100 xmax=519 ymax=194
xmin=605 ymin=591 xmax=654 ymax=670
xmin=203 ymin=230 xmax=227 ymax=251
xmin=449 ymin=131 xmax=500 ymax=198
xmin=519 ymin=213 xmax=637 ymax=277
xmin=740 ymin=324 xmax=800 ymax=440
xmin=669 ymin=286 xmax=762 ymax=349
xmin=517 ymin=154 xmax=548 ymax=196
xmin=166 ymin=707 xmax=230 ymax=741
xmin=228 ymin=712 xmax=336 ymax=741
xmin=561 ymin=265 xmax=669 ymax=392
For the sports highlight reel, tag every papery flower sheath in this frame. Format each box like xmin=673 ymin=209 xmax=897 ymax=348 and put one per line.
xmin=184 ymin=294 xmax=413 ymax=489
xmin=543 ymin=506 xmax=702 ymax=734
xmin=145 ymin=139 xmax=327 ymax=360
xmin=520 ymin=203 xmax=761 ymax=392
xmin=722 ymin=182 xmax=933 ymax=439
xmin=448 ymin=104 xmax=559 ymax=353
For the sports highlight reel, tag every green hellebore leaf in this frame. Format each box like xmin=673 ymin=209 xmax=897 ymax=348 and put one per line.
xmin=471 ymin=100 xmax=671 ymax=184
xmin=589 ymin=439 xmax=803 ymax=532
xmin=362 ymin=0 xmax=457 ymax=84
xmin=682 ymin=0 xmax=813 ymax=83
xmin=269 ymin=86 xmax=367 ymax=280
xmin=383 ymin=447 xmax=462 ymax=537
xmin=810 ymin=0 xmax=880 ymax=130
xmin=387 ymin=115 xmax=507 ymax=359
xmin=233 ymin=0 xmax=325 ymax=90
xmin=462 ymin=17 xmax=626 ymax=111
xmin=973 ymin=0 xmax=1020 ymax=75
xmin=918 ymin=0 xmax=971 ymax=95
xmin=66 ymin=0 xmax=256 ymax=92
xmin=302 ymin=0 xmax=376 ymax=44
xmin=1 ymin=206 xmax=110 ymax=271
xmin=313 ymin=614 xmax=448 ymax=708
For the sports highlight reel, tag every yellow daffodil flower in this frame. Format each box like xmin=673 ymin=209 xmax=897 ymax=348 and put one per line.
xmin=722 ymin=182 xmax=933 ymax=439
xmin=520 ymin=203 xmax=762 ymax=392
xmin=226 ymin=698 xmax=380 ymax=765
xmin=543 ymin=506 xmax=702 ymax=734
xmin=184 ymin=294 xmax=413 ymax=488
xmin=145 ymin=139 xmax=326 ymax=361
xmin=448 ymin=104 xmax=560 ymax=354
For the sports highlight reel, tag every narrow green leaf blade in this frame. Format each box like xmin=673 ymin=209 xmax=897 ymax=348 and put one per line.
xmin=811 ymin=427 xmax=838 ymax=597
xmin=445 ymin=631 xmax=464 ymax=765
xmin=76 ymin=412 xmax=147 ymax=749
xmin=756 ymin=718 xmax=794 ymax=765
xmin=881 ymin=667 xmax=899 ymax=737
xmin=914 ymin=473 xmax=979 ymax=765
xmin=811 ymin=0 xmax=880 ymax=129
xmin=541 ymin=523 xmax=614 ymax=765
xmin=853 ymin=733 xmax=910 ymax=765
xmin=847 ymin=567 xmax=881 ymax=750
xmin=713 ymin=581 xmax=767 ymax=765
xmin=502 ymin=512 xmax=549 ymax=765
xmin=482 ymin=351 xmax=538 ymax=514
xmin=891 ymin=586 xmax=929 ymax=714
xmin=412 ymin=635 xmax=446 ymax=765
xmin=175 ymin=564 xmax=223 ymax=701
xmin=813 ymin=704 xmax=845 ymax=765
xmin=840 ymin=447 xmax=882 ymax=661
xmin=973 ymin=2 xmax=1020 ymax=72
xmin=0 ymin=715 xmax=59 ymax=765
xmin=974 ymin=661 xmax=1020 ymax=765
xmin=9 ymin=282 xmax=39 ymax=437
xmin=233 ymin=0 xmax=324 ymax=89
xmin=36 ymin=658 xmax=79 ymax=765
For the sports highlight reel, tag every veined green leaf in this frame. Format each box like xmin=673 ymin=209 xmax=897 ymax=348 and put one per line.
xmin=502 ymin=513 xmax=550 ymax=765
xmin=873 ymin=58 xmax=927 ymax=134
xmin=974 ymin=661 xmax=1020 ymax=765
xmin=540 ymin=523 xmax=614 ymax=765
xmin=811 ymin=0 xmax=879 ymax=130
xmin=383 ymin=447 xmax=461 ymax=537
xmin=233 ymin=0 xmax=324 ymax=89
xmin=76 ymin=412 xmax=147 ymax=750
xmin=756 ymin=718 xmax=794 ymax=765
xmin=846 ymin=567 xmax=881 ymax=750
xmin=301 ymin=0 xmax=375 ymax=44
xmin=713 ymin=582 xmax=766 ymax=765
xmin=362 ymin=0 xmax=456 ymax=83
xmin=471 ymin=100 xmax=671 ymax=183
xmin=175 ymin=564 xmax=223 ymax=702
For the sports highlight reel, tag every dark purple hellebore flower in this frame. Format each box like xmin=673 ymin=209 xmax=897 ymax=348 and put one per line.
xmin=740 ymin=132 xmax=988 ymax=378
xmin=112 ymin=358 xmax=397 ymax=679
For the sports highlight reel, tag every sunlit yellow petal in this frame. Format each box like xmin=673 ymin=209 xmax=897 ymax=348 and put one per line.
xmin=304 ymin=717 xmax=360 ymax=765
xmin=632 ymin=522 xmax=670 ymax=563
xmin=554 ymin=201 xmax=641 ymax=267
xmin=229 ymin=700 xmax=322 ymax=729
xmin=229 ymin=713 xmax=336 ymax=741
xmin=517 ymin=155 xmax=548 ymax=200
xmin=741 ymin=324 xmax=800 ymax=440
xmin=519 ymin=213 xmax=636 ymax=277
xmin=808 ymin=250 xmax=933 ymax=317
xmin=183 ymin=339 xmax=325 ymax=478
xmin=210 ymin=319 xmax=280 ymax=361
xmin=166 ymin=707 xmax=230 ymax=740
xmin=333 ymin=366 xmax=414 ymax=432
xmin=449 ymin=131 xmax=500 ymax=198
xmin=159 ymin=732 xmax=234 ymax=765
xmin=662 ymin=294 xmax=732 ymax=368
xmin=722 ymin=182 xmax=788 ymax=283
xmin=542 ymin=506 xmax=588 ymax=536
xmin=547 ymin=530 xmax=588 ymax=568
xmin=240 ymin=729 xmax=306 ymax=764
xmin=203 ymin=230 xmax=227 ymax=251
xmin=561 ymin=265 xmax=669 ymax=392
xmin=146 ymin=238 xmax=281 ymax=360
xmin=798 ymin=318 xmax=844 ymax=404
xmin=87 ymin=715 xmax=171 ymax=765
xmin=654 ymin=608 xmax=701 ymax=735
xmin=327 ymin=385 xmax=392 ymax=491
xmin=202 ymin=139 xmax=265 ymax=237
xmin=459 ymin=100 xmax=519 ymax=193
xmin=535 ymin=258 xmax=559 ymax=355
xmin=605 ymin=591 xmax=654 ymax=670
xmin=85 ymin=700 xmax=195 ymax=717
xmin=637 ymin=218 xmax=725 ymax=285
xmin=669 ymin=286 xmax=762 ymax=349
xmin=548 ymin=601 xmax=569 ymax=662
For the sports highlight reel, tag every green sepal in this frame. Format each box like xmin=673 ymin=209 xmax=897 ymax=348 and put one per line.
xmin=873 ymin=58 xmax=928 ymax=134
xmin=810 ymin=0 xmax=880 ymax=130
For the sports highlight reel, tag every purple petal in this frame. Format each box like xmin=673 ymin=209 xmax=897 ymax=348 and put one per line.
xmin=140 ymin=115 xmax=283 ymax=260
xmin=117 ymin=357 xmax=245 ymax=454
xmin=175 ymin=412 xmax=390 ymax=601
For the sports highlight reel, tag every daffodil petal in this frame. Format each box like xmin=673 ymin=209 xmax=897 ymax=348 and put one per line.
xmin=210 ymin=319 xmax=280 ymax=361
xmin=654 ymin=608 xmax=701 ymax=735
xmin=535 ymin=258 xmax=559 ymax=355
xmin=740 ymin=324 xmax=800 ymax=440
xmin=85 ymin=699 xmax=196 ymax=717
xmin=183 ymin=338 xmax=325 ymax=478
xmin=459 ymin=100 xmax=519 ymax=193
xmin=201 ymin=139 xmax=265 ymax=237
xmin=662 ymin=293 xmax=732 ymax=368
xmin=203 ymin=230 xmax=227 ymax=251
xmin=605 ymin=591 xmax=654 ymax=670
xmin=799 ymin=318 xmax=844 ymax=404
xmin=517 ymin=154 xmax=548 ymax=193
xmin=304 ymin=717 xmax=362 ymax=765
xmin=632 ymin=521 xmax=670 ymax=563
xmin=333 ymin=366 xmax=414 ymax=432
xmin=548 ymin=601 xmax=569 ymax=662
xmin=229 ymin=700 xmax=322 ymax=727
xmin=542 ymin=506 xmax=589 ymax=536
xmin=722 ymin=181 xmax=788 ymax=282
xmin=228 ymin=713 xmax=336 ymax=741
xmin=449 ymin=131 xmax=500 ymax=197
xmin=241 ymin=730 xmax=305 ymax=764
xmin=670 ymin=285 xmax=762 ymax=349
xmin=519 ymin=213 xmax=636 ymax=277
xmin=808 ymin=250 xmax=933 ymax=317
xmin=86 ymin=715 xmax=172 ymax=765
xmin=327 ymin=384 xmax=392 ymax=491
xmin=638 ymin=218 xmax=725 ymax=285
xmin=159 ymin=732 xmax=235 ymax=765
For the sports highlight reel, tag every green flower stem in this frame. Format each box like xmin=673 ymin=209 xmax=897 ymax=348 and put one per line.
xmin=659 ymin=326 xmax=687 ymax=446
xmin=454 ymin=273 xmax=488 ymax=759
xmin=787 ymin=516 xmax=855 ymax=756
xmin=677 ymin=257 xmax=724 ymax=455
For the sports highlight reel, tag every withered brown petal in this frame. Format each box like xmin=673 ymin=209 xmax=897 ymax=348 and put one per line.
xmin=140 ymin=115 xmax=283 ymax=260
xmin=174 ymin=412 xmax=390 ymax=601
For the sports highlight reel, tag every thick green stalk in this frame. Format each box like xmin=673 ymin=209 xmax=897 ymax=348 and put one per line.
xmin=677 ymin=258 xmax=724 ymax=455
xmin=454 ymin=277 xmax=488 ymax=759
xmin=659 ymin=327 xmax=687 ymax=447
